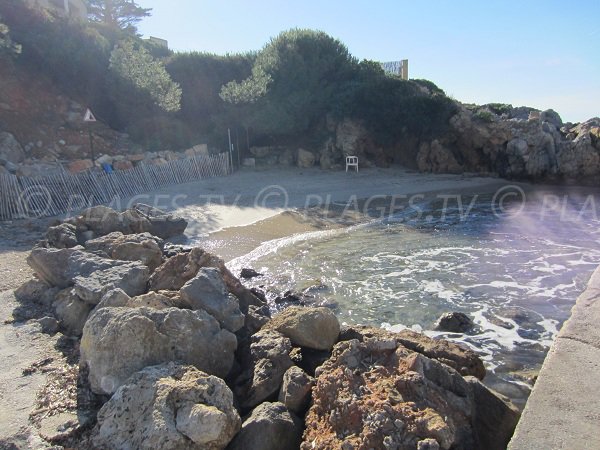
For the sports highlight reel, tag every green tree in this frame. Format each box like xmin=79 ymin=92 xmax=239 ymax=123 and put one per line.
xmin=109 ymin=40 xmax=182 ymax=112
xmin=87 ymin=0 xmax=151 ymax=32
xmin=0 ymin=15 xmax=20 ymax=55
xmin=220 ymin=29 xmax=357 ymax=138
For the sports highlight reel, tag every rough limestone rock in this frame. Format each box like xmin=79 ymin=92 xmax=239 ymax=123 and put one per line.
xmin=80 ymin=306 xmax=237 ymax=395
xmin=234 ymin=329 xmax=294 ymax=409
xmin=0 ymin=131 xmax=25 ymax=164
xmin=278 ymin=365 xmax=315 ymax=414
xmin=92 ymin=363 xmax=241 ymax=450
xmin=67 ymin=204 xmax=187 ymax=240
xmin=266 ymin=306 xmax=340 ymax=351
xmin=465 ymin=376 xmax=520 ymax=450
xmin=52 ymin=289 xmax=93 ymax=336
xmin=45 ymin=223 xmax=78 ymax=249
xmin=27 ymin=247 xmax=78 ymax=288
xmin=27 ymin=248 xmax=149 ymax=301
xmin=149 ymin=247 xmax=262 ymax=312
xmin=228 ymin=402 xmax=303 ymax=450
xmin=96 ymin=289 xmax=188 ymax=310
xmin=85 ymin=231 xmax=164 ymax=271
xmin=297 ymin=148 xmax=316 ymax=168
xmin=303 ymin=338 xmax=518 ymax=450
xmin=339 ymin=326 xmax=486 ymax=380
xmin=180 ymin=268 xmax=245 ymax=332
xmin=14 ymin=279 xmax=52 ymax=303
xmin=73 ymin=261 xmax=149 ymax=305
xmin=434 ymin=312 xmax=475 ymax=333
xmin=417 ymin=105 xmax=600 ymax=181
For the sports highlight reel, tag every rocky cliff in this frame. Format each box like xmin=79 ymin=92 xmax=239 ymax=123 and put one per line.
xmin=417 ymin=105 xmax=600 ymax=183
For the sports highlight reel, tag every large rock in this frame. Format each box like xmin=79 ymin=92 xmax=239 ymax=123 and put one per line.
xmin=14 ymin=278 xmax=53 ymax=303
xmin=234 ymin=329 xmax=294 ymax=409
xmin=45 ymin=223 xmax=78 ymax=249
xmin=296 ymin=148 xmax=316 ymax=168
xmin=149 ymin=247 xmax=262 ymax=312
xmin=266 ymin=306 xmax=340 ymax=351
xmin=227 ymin=402 xmax=303 ymax=450
xmin=92 ymin=363 xmax=241 ymax=450
xmin=278 ymin=365 xmax=315 ymax=414
xmin=0 ymin=132 xmax=25 ymax=164
xmin=52 ymin=289 xmax=93 ymax=336
xmin=339 ymin=326 xmax=486 ymax=380
xmin=27 ymin=248 xmax=149 ymax=303
xmin=434 ymin=312 xmax=474 ymax=333
xmin=180 ymin=268 xmax=244 ymax=332
xmin=303 ymin=338 xmax=518 ymax=449
xmin=465 ymin=376 xmax=520 ymax=450
xmin=67 ymin=204 xmax=187 ymax=239
xmin=73 ymin=261 xmax=148 ymax=305
xmin=85 ymin=231 xmax=164 ymax=271
xmin=80 ymin=306 xmax=237 ymax=395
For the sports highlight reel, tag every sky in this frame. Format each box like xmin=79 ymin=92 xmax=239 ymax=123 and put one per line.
xmin=136 ymin=0 xmax=600 ymax=123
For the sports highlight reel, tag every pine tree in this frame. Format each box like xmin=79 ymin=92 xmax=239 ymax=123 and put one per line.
xmin=87 ymin=0 xmax=151 ymax=32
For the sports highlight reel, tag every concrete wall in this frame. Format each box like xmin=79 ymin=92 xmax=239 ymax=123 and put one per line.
xmin=508 ymin=265 xmax=600 ymax=449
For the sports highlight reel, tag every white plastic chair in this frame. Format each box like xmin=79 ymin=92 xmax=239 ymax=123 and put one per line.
xmin=346 ymin=156 xmax=359 ymax=172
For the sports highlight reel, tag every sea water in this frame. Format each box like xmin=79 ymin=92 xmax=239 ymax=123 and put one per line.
xmin=228 ymin=188 xmax=600 ymax=407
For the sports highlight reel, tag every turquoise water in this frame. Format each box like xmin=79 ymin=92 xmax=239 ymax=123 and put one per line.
xmin=228 ymin=189 xmax=600 ymax=406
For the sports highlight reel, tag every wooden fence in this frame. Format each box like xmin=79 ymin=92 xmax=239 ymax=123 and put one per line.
xmin=0 ymin=152 xmax=231 ymax=221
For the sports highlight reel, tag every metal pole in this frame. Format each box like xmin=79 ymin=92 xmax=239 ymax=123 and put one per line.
xmin=89 ymin=130 xmax=95 ymax=164
xmin=227 ymin=128 xmax=233 ymax=172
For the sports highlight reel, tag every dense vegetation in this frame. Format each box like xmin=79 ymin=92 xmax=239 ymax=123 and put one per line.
xmin=0 ymin=0 xmax=457 ymax=156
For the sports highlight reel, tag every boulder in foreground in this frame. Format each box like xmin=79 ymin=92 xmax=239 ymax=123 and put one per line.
xmin=92 ymin=362 xmax=241 ymax=450
xmin=80 ymin=306 xmax=237 ymax=395
xmin=303 ymin=337 xmax=519 ymax=450
xmin=266 ymin=306 xmax=340 ymax=351
xmin=227 ymin=402 xmax=303 ymax=450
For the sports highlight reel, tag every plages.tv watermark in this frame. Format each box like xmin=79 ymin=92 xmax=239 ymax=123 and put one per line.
xmin=14 ymin=184 xmax=600 ymax=222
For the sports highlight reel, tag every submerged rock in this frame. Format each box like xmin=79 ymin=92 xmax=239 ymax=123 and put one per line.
xmin=92 ymin=362 xmax=241 ymax=450
xmin=227 ymin=402 xmax=303 ymax=450
xmin=80 ymin=306 xmax=237 ymax=395
xmin=434 ymin=312 xmax=475 ymax=333
xmin=266 ymin=306 xmax=340 ymax=351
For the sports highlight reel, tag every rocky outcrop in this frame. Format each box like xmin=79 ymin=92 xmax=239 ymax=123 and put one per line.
xmin=266 ymin=306 xmax=340 ymax=351
xmin=417 ymin=105 xmax=600 ymax=182
xmin=80 ymin=306 xmax=237 ymax=395
xmin=180 ymin=268 xmax=245 ymax=332
xmin=339 ymin=326 xmax=486 ymax=380
xmin=92 ymin=363 xmax=241 ymax=450
xmin=303 ymin=338 xmax=519 ymax=450
xmin=228 ymin=402 xmax=303 ymax=450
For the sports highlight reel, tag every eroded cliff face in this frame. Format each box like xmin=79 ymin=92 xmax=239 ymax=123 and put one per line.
xmin=416 ymin=106 xmax=600 ymax=182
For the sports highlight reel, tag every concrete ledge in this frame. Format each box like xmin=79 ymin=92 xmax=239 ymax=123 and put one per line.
xmin=508 ymin=266 xmax=600 ymax=449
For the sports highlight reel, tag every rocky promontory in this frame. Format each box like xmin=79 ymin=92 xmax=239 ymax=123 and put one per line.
xmin=9 ymin=205 xmax=520 ymax=449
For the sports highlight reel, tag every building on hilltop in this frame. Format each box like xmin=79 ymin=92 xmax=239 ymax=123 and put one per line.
xmin=381 ymin=60 xmax=409 ymax=80
xmin=147 ymin=36 xmax=169 ymax=50
xmin=23 ymin=0 xmax=88 ymax=21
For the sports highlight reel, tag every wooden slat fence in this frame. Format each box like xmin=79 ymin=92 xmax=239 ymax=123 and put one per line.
xmin=0 ymin=152 xmax=231 ymax=221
